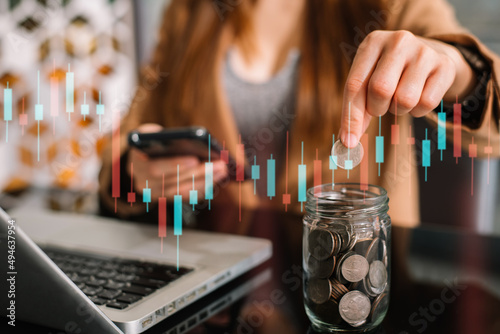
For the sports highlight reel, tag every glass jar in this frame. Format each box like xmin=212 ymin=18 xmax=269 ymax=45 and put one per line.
xmin=303 ymin=183 xmax=391 ymax=333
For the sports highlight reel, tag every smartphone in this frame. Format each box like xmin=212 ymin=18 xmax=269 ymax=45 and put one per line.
xmin=128 ymin=126 xmax=251 ymax=179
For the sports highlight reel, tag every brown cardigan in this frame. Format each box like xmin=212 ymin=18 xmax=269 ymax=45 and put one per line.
xmin=99 ymin=0 xmax=500 ymax=228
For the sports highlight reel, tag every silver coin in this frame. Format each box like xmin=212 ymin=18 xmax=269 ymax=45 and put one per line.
xmin=341 ymin=254 xmax=369 ymax=283
xmin=369 ymin=260 xmax=388 ymax=291
xmin=370 ymin=292 xmax=389 ymax=323
xmin=339 ymin=291 xmax=371 ymax=324
xmin=366 ymin=237 xmax=387 ymax=265
xmin=335 ymin=252 xmax=355 ymax=285
xmin=346 ymin=319 xmax=367 ymax=328
xmin=331 ymin=139 xmax=364 ymax=170
xmin=307 ymin=278 xmax=331 ymax=305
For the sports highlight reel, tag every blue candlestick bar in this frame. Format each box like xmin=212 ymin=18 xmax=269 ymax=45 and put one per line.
xmin=81 ymin=92 xmax=89 ymax=120
xmin=189 ymin=174 xmax=198 ymax=211
xmin=251 ymin=156 xmax=260 ymax=195
xmin=174 ymin=165 xmax=182 ymax=271
xmin=174 ymin=195 xmax=182 ymax=236
xmin=66 ymin=64 xmax=74 ymax=121
xmin=143 ymin=180 xmax=151 ymax=212
xmin=205 ymin=135 xmax=213 ymax=209
xmin=174 ymin=165 xmax=183 ymax=235
xmin=376 ymin=116 xmax=384 ymax=176
xmin=437 ymin=100 xmax=446 ymax=161
xmin=422 ymin=129 xmax=431 ymax=182
xmin=96 ymin=91 xmax=104 ymax=132
xmin=298 ymin=142 xmax=307 ymax=211
xmin=267 ymin=155 xmax=275 ymax=199
xmin=4 ymin=82 xmax=12 ymax=142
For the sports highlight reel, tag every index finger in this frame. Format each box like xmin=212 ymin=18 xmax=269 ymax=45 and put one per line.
xmin=340 ymin=37 xmax=383 ymax=148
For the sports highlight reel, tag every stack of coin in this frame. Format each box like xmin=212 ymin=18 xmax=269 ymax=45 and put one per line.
xmin=305 ymin=222 xmax=390 ymax=329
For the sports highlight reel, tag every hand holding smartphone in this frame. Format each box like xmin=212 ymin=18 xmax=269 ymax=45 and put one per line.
xmin=126 ymin=124 xmax=241 ymax=201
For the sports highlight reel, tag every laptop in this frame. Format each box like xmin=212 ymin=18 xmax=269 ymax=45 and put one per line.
xmin=0 ymin=207 xmax=272 ymax=333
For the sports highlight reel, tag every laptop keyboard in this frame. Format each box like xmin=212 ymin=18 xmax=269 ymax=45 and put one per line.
xmin=44 ymin=248 xmax=192 ymax=310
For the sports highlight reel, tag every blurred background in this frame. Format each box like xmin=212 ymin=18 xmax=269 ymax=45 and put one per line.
xmin=0 ymin=0 xmax=499 ymax=234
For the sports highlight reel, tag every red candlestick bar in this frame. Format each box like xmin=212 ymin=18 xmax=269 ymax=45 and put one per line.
xmin=127 ymin=162 xmax=136 ymax=206
xmin=407 ymin=125 xmax=415 ymax=195
xmin=360 ymin=134 xmax=369 ymax=192
xmin=111 ymin=110 xmax=121 ymax=212
xmin=50 ymin=61 xmax=58 ymax=135
xmin=158 ymin=173 xmax=167 ymax=253
xmin=282 ymin=131 xmax=291 ymax=211
xmin=236 ymin=136 xmax=244 ymax=221
xmin=469 ymin=137 xmax=477 ymax=196
xmin=313 ymin=149 xmax=322 ymax=195
xmin=236 ymin=137 xmax=244 ymax=182
xmin=19 ymin=98 xmax=27 ymax=135
xmin=392 ymin=100 xmax=400 ymax=177
xmin=453 ymin=99 xmax=462 ymax=164
xmin=221 ymin=141 xmax=229 ymax=164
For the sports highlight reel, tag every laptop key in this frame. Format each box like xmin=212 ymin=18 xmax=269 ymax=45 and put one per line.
xmin=86 ymin=278 xmax=107 ymax=287
xmin=69 ymin=273 xmax=90 ymax=284
xmin=115 ymin=273 xmax=136 ymax=282
xmin=119 ymin=265 xmax=143 ymax=274
xmin=85 ymin=260 xmax=102 ymax=268
xmin=116 ymin=293 xmax=142 ymax=304
xmin=98 ymin=289 xmax=122 ymax=299
xmin=98 ymin=289 xmax=122 ymax=300
xmin=96 ymin=270 xmax=117 ymax=279
xmin=131 ymin=277 xmax=167 ymax=289
xmin=122 ymin=285 xmax=154 ymax=296
xmin=102 ymin=262 xmax=120 ymax=270
xmin=82 ymin=286 xmax=103 ymax=296
xmin=79 ymin=267 xmax=99 ymax=276
xmin=89 ymin=296 xmax=107 ymax=305
xmin=106 ymin=301 xmax=129 ymax=310
xmin=104 ymin=280 xmax=126 ymax=290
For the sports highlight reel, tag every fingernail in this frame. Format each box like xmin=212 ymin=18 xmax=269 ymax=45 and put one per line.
xmin=342 ymin=133 xmax=358 ymax=148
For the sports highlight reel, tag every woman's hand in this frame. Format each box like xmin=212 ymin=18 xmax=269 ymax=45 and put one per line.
xmin=127 ymin=124 xmax=228 ymax=200
xmin=339 ymin=30 xmax=477 ymax=148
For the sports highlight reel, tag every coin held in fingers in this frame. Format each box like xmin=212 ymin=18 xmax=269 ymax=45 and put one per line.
xmin=331 ymin=139 xmax=364 ymax=170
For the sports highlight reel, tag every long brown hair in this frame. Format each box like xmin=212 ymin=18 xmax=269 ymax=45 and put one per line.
xmin=128 ymin=0 xmax=390 ymax=204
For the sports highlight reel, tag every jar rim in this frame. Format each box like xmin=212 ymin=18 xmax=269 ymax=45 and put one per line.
xmin=305 ymin=183 xmax=389 ymax=218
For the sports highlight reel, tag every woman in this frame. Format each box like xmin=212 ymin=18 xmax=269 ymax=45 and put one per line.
xmin=99 ymin=0 xmax=499 ymax=227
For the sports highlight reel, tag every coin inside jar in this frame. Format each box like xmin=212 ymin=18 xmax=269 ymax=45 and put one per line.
xmin=328 ymin=222 xmax=352 ymax=253
xmin=339 ymin=291 xmax=371 ymax=325
xmin=370 ymin=292 xmax=389 ymax=322
xmin=368 ymin=260 xmax=388 ymax=292
xmin=341 ymin=254 xmax=369 ymax=283
xmin=331 ymin=139 xmax=364 ymax=170
xmin=308 ymin=229 xmax=340 ymax=261
xmin=366 ymin=237 xmax=387 ymax=266
xmin=335 ymin=252 xmax=353 ymax=284
xmin=307 ymin=255 xmax=335 ymax=279
xmin=307 ymin=278 xmax=332 ymax=305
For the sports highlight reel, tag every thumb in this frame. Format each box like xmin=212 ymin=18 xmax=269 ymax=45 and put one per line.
xmin=339 ymin=100 xmax=371 ymax=149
